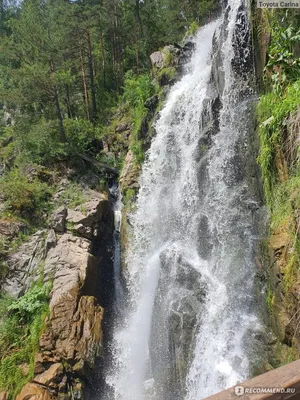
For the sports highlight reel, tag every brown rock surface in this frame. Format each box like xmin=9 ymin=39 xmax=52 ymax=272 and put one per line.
xmin=4 ymin=185 xmax=113 ymax=398
xmin=36 ymin=233 xmax=104 ymax=393
xmin=16 ymin=383 xmax=55 ymax=400
xmin=119 ymin=150 xmax=141 ymax=194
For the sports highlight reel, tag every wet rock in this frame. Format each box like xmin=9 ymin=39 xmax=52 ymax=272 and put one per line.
xmin=150 ymin=250 xmax=207 ymax=398
xmin=119 ymin=150 xmax=141 ymax=194
xmin=51 ymin=206 xmax=67 ymax=233
xmin=197 ymin=215 xmax=213 ymax=260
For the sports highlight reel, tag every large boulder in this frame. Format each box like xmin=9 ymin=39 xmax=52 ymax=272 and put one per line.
xmin=34 ymin=233 xmax=104 ymax=393
xmin=150 ymin=45 xmax=181 ymax=70
xmin=3 ymin=185 xmax=114 ymax=398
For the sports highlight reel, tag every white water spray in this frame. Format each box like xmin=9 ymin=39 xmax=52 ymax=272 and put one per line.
xmin=104 ymin=1 xmax=264 ymax=399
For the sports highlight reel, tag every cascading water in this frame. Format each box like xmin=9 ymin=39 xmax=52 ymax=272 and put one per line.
xmin=103 ymin=1 xmax=265 ymax=399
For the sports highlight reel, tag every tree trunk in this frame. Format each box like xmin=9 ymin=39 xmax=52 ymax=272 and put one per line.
xmin=50 ymin=59 xmax=65 ymax=142
xmin=78 ymin=34 xmax=90 ymax=121
xmin=86 ymin=29 xmax=97 ymax=121
xmin=100 ymin=29 xmax=106 ymax=87
xmin=65 ymin=84 xmax=72 ymax=118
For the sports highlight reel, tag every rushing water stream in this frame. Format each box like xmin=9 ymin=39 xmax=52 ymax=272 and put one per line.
xmin=102 ymin=1 xmax=265 ymax=399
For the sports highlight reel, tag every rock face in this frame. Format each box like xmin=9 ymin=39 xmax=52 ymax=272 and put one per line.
xmin=2 ymin=187 xmax=114 ymax=399
xmin=66 ymin=191 xmax=110 ymax=240
xmin=16 ymin=383 xmax=55 ymax=400
xmin=265 ymin=108 xmax=300 ymax=361
xmin=51 ymin=206 xmax=67 ymax=233
xmin=119 ymin=150 xmax=141 ymax=194
xmin=2 ymin=230 xmax=47 ymax=298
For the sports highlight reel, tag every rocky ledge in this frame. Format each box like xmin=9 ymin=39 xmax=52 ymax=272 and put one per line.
xmin=2 ymin=188 xmax=114 ymax=399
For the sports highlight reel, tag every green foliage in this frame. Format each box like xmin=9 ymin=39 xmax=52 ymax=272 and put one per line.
xmin=257 ymin=80 xmax=300 ymax=205
xmin=186 ymin=21 xmax=199 ymax=37
xmin=270 ymin=341 xmax=298 ymax=369
xmin=266 ymin=284 xmax=275 ymax=312
xmin=0 ymin=281 xmax=50 ymax=397
xmin=122 ymin=72 xmax=155 ymax=110
xmin=1 ymin=169 xmax=52 ymax=220
xmin=63 ymin=118 xmax=101 ymax=155
xmin=266 ymin=12 xmax=300 ymax=91
xmin=122 ymin=72 xmax=155 ymax=164
xmin=124 ymin=188 xmax=135 ymax=205
xmin=8 ymin=284 xmax=50 ymax=323
xmin=58 ymin=182 xmax=87 ymax=209
xmin=13 ymin=118 xmax=65 ymax=165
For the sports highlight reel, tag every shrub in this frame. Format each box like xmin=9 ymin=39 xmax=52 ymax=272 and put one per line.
xmin=266 ymin=13 xmax=300 ymax=90
xmin=14 ymin=118 xmax=65 ymax=165
xmin=63 ymin=117 xmax=101 ymax=155
xmin=122 ymin=72 xmax=155 ymax=165
xmin=1 ymin=169 xmax=52 ymax=220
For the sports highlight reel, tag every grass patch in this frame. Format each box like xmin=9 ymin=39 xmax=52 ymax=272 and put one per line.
xmin=58 ymin=182 xmax=87 ymax=209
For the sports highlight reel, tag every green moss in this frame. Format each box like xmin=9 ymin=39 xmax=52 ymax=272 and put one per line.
xmin=266 ymin=284 xmax=275 ymax=312
xmin=124 ymin=188 xmax=135 ymax=205
xmin=185 ymin=21 xmax=199 ymax=37
xmin=156 ymin=66 xmax=177 ymax=82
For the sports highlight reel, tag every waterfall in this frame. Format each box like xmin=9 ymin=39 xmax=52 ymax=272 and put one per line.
xmin=103 ymin=1 xmax=264 ymax=399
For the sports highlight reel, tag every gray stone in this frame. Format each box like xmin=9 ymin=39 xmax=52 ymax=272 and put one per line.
xmin=66 ymin=191 xmax=111 ymax=240
xmin=51 ymin=206 xmax=67 ymax=233
xmin=2 ymin=230 xmax=46 ymax=297
xmin=45 ymin=229 xmax=57 ymax=254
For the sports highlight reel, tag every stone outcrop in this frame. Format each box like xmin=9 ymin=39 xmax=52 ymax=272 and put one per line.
xmin=66 ymin=191 xmax=110 ymax=240
xmin=16 ymin=383 xmax=55 ymax=400
xmin=51 ymin=206 xmax=67 ymax=233
xmin=119 ymin=150 xmax=141 ymax=194
xmin=264 ymin=108 xmax=300 ymax=362
xmin=2 ymin=185 xmax=114 ymax=399
xmin=2 ymin=230 xmax=47 ymax=298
